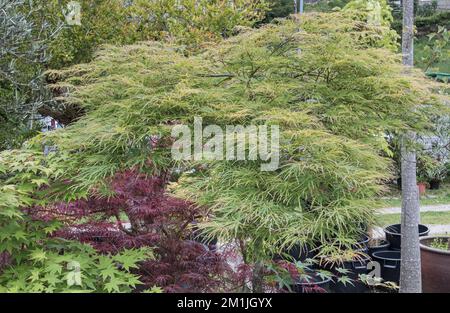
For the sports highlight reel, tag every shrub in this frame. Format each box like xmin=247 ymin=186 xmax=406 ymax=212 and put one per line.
xmin=1 ymin=11 xmax=445 ymax=292
xmin=0 ymin=0 xmax=60 ymax=150
xmin=0 ymin=151 xmax=152 ymax=292
xmin=51 ymin=170 xmax=232 ymax=292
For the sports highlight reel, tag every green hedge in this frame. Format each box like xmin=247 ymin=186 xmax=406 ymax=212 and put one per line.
xmin=392 ymin=11 xmax=450 ymax=35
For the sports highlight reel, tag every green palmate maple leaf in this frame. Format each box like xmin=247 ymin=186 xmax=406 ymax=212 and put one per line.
xmin=30 ymin=249 xmax=47 ymax=263
xmin=29 ymin=269 xmax=41 ymax=282
xmin=46 ymin=262 xmax=63 ymax=275
xmin=113 ymin=255 xmax=140 ymax=272
xmin=143 ymin=286 xmax=164 ymax=293
xmin=337 ymin=276 xmax=355 ymax=287
xmin=43 ymin=272 xmax=61 ymax=286
xmin=104 ymin=277 xmax=124 ymax=293
xmin=113 ymin=248 xmax=151 ymax=271
xmin=98 ymin=257 xmax=119 ymax=280
xmin=316 ymin=269 xmax=333 ymax=281
xmin=335 ymin=267 xmax=351 ymax=275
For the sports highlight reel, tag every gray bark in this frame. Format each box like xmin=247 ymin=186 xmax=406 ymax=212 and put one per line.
xmin=399 ymin=0 xmax=422 ymax=293
xmin=400 ymin=133 xmax=422 ymax=292
xmin=401 ymin=0 xmax=414 ymax=67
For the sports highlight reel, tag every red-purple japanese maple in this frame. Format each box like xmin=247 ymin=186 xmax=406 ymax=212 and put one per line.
xmin=32 ymin=169 xmax=232 ymax=292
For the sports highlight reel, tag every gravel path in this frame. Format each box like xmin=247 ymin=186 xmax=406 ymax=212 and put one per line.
xmin=378 ymin=204 xmax=450 ymax=215
xmin=374 ymin=204 xmax=450 ymax=238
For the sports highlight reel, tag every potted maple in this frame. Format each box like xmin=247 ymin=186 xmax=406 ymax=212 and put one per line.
xmin=269 ymin=261 xmax=333 ymax=293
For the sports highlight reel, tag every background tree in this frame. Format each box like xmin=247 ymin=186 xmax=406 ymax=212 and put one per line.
xmin=33 ymin=0 xmax=270 ymax=128
xmin=0 ymin=0 xmax=61 ymax=151
xmin=34 ymin=0 xmax=270 ymax=69
xmin=260 ymin=0 xmax=293 ymax=23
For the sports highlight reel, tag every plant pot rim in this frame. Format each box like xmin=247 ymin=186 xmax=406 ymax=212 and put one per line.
xmin=419 ymin=236 xmax=450 ymax=255
xmin=368 ymin=238 xmax=389 ymax=247
xmin=319 ymin=253 xmax=371 ymax=266
xmin=294 ymin=273 xmax=333 ymax=286
xmin=357 ymin=234 xmax=370 ymax=244
xmin=384 ymin=223 xmax=429 ymax=237
xmin=372 ymin=251 xmax=401 ymax=262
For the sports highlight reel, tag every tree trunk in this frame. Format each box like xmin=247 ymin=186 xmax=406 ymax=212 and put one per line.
xmin=252 ymin=261 xmax=265 ymax=293
xmin=402 ymin=0 xmax=414 ymax=68
xmin=251 ymin=239 xmax=265 ymax=293
xmin=399 ymin=0 xmax=422 ymax=293
xmin=400 ymin=133 xmax=422 ymax=292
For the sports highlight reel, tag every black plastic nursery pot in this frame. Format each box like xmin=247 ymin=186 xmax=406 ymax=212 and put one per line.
xmin=352 ymin=234 xmax=370 ymax=253
xmin=429 ymin=180 xmax=441 ymax=190
xmin=288 ymin=271 xmax=332 ymax=293
xmin=372 ymin=250 xmax=401 ymax=284
xmin=384 ymin=224 xmax=430 ymax=250
xmin=284 ymin=244 xmax=318 ymax=262
xmin=323 ymin=256 xmax=371 ymax=293
xmin=368 ymin=239 xmax=390 ymax=258
xmin=273 ymin=243 xmax=320 ymax=265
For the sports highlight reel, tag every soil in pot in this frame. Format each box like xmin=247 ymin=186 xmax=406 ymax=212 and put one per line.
xmin=368 ymin=239 xmax=390 ymax=258
xmin=286 ymin=244 xmax=318 ymax=262
xmin=372 ymin=250 xmax=401 ymax=285
xmin=420 ymin=236 xmax=450 ymax=293
xmin=384 ymin=224 xmax=430 ymax=250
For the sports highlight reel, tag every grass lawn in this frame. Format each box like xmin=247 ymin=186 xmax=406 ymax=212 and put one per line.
xmin=377 ymin=211 xmax=450 ymax=226
xmin=414 ymin=36 xmax=450 ymax=73
xmin=376 ymin=183 xmax=450 ymax=208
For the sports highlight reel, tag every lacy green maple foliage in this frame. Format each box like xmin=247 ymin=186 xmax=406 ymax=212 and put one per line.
xmin=43 ymin=11 xmax=442 ymax=259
